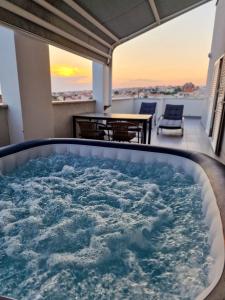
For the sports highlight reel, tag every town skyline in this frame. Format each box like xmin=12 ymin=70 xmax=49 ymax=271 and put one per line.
xmin=52 ymin=82 xmax=205 ymax=101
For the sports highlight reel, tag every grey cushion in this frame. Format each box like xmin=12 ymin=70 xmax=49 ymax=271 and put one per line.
xmin=158 ymin=119 xmax=182 ymax=129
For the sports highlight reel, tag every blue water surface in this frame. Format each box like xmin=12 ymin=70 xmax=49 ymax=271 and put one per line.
xmin=0 ymin=154 xmax=212 ymax=299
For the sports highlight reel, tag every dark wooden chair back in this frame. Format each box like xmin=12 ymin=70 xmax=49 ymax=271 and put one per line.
xmin=78 ymin=121 xmax=105 ymax=140
xmin=109 ymin=121 xmax=137 ymax=142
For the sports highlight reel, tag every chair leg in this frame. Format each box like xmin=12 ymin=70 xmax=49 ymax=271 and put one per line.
xmin=181 ymin=128 xmax=184 ymax=137
xmin=157 ymin=127 xmax=159 ymax=135
xmin=108 ymin=129 xmax=111 ymax=141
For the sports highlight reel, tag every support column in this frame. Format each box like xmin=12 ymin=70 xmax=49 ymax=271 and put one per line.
xmin=92 ymin=61 xmax=112 ymax=113
xmin=202 ymin=0 xmax=225 ymax=133
xmin=0 ymin=26 xmax=54 ymax=144
xmin=0 ymin=27 xmax=24 ymax=143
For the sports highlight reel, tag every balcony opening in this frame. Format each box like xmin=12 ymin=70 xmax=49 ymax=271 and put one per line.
xmin=49 ymin=45 xmax=93 ymax=101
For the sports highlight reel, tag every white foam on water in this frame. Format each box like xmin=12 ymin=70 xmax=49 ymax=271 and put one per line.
xmin=0 ymin=153 xmax=219 ymax=300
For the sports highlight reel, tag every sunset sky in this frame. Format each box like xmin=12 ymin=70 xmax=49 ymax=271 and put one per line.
xmin=49 ymin=0 xmax=216 ymax=92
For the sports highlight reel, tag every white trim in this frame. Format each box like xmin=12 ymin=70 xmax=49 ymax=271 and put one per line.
xmin=63 ymin=0 xmax=119 ymax=42
xmin=148 ymin=0 xmax=160 ymax=24
xmin=33 ymin=0 xmax=112 ymax=49
xmin=0 ymin=0 xmax=111 ymax=59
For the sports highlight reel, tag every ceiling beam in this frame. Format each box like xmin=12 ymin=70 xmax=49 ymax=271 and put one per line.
xmin=148 ymin=0 xmax=160 ymax=24
xmin=33 ymin=0 xmax=112 ymax=49
xmin=63 ymin=0 xmax=119 ymax=42
xmin=0 ymin=0 xmax=111 ymax=59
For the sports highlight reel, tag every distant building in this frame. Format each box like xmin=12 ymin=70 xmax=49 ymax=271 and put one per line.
xmin=182 ymin=82 xmax=195 ymax=93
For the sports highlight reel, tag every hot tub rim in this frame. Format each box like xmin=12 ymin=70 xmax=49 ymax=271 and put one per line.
xmin=0 ymin=138 xmax=225 ymax=300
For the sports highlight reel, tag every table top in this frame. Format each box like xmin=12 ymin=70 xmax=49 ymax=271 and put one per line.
xmin=73 ymin=113 xmax=152 ymax=121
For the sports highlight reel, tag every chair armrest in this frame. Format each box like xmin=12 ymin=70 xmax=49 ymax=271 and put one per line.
xmin=181 ymin=117 xmax=184 ymax=127
xmin=157 ymin=115 xmax=164 ymax=122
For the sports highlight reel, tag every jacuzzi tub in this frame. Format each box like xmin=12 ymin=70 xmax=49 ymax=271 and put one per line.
xmin=0 ymin=139 xmax=224 ymax=300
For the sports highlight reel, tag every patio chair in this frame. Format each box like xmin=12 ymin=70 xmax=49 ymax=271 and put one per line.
xmin=140 ymin=102 xmax=157 ymax=125
xmin=157 ymin=104 xmax=184 ymax=136
xmin=78 ymin=121 xmax=105 ymax=140
xmin=109 ymin=121 xmax=139 ymax=142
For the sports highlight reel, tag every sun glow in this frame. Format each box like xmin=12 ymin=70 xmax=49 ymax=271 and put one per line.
xmin=51 ymin=65 xmax=80 ymax=77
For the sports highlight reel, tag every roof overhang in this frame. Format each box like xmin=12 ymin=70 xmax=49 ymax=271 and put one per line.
xmin=0 ymin=0 xmax=212 ymax=64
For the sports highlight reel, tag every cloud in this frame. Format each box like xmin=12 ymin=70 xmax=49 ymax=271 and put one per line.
xmin=113 ymin=78 xmax=163 ymax=88
xmin=61 ymin=76 xmax=89 ymax=84
xmin=51 ymin=75 xmax=91 ymax=92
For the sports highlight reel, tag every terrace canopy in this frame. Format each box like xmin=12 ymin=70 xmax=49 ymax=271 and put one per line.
xmin=0 ymin=0 xmax=211 ymax=65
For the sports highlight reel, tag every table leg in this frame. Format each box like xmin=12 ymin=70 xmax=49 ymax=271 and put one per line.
xmin=143 ymin=120 xmax=147 ymax=144
xmin=73 ymin=116 xmax=77 ymax=138
xmin=148 ymin=117 xmax=152 ymax=144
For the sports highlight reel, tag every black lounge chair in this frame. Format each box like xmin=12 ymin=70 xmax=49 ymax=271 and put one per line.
xmin=140 ymin=102 xmax=157 ymax=125
xmin=157 ymin=104 xmax=184 ymax=136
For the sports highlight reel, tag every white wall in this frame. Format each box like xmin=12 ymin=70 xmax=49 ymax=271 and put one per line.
xmin=0 ymin=100 xmax=96 ymax=146
xmin=53 ymin=100 xmax=96 ymax=138
xmin=111 ymin=98 xmax=135 ymax=114
xmin=203 ymin=0 xmax=225 ymax=130
xmin=0 ymin=27 xmax=24 ymax=143
xmin=112 ymin=97 xmax=204 ymax=118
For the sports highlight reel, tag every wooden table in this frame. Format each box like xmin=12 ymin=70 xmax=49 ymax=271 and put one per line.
xmin=73 ymin=113 xmax=152 ymax=144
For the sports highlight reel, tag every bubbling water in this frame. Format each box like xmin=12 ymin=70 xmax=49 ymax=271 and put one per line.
xmin=0 ymin=154 xmax=212 ymax=299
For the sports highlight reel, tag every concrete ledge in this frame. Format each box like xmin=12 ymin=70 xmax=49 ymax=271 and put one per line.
xmin=111 ymin=97 xmax=205 ymax=101
xmin=112 ymin=97 xmax=133 ymax=101
xmin=52 ymin=99 xmax=96 ymax=105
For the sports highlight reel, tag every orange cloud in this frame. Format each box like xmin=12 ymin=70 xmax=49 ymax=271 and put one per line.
xmin=51 ymin=65 xmax=81 ymax=77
